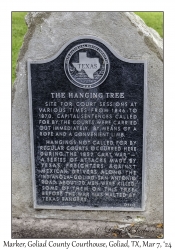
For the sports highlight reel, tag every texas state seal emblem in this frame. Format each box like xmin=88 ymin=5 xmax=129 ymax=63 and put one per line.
xmin=64 ymin=43 xmax=110 ymax=89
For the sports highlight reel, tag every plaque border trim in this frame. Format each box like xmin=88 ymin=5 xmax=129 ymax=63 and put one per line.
xmin=28 ymin=35 xmax=147 ymax=211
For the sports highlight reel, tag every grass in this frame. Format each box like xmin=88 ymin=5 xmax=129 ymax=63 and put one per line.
xmin=135 ymin=12 xmax=163 ymax=38
xmin=12 ymin=12 xmax=163 ymax=84
xmin=12 ymin=12 xmax=28 ymax=83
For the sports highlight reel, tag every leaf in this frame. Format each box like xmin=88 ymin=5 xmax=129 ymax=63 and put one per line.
xmin=112 ymin=233 xmax=118 ymax=237
xmin=157 ymin=234 xmax=163 ymax=239
xmin=156 ymin=223 xmax=163 ymax=228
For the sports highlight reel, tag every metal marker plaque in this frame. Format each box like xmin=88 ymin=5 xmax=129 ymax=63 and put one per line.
xmin=28 ymin=36 xmax=146 ymax=210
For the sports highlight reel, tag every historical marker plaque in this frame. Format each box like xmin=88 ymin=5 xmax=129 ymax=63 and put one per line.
xmin=28 ymin=36 xmax=146 ymax=210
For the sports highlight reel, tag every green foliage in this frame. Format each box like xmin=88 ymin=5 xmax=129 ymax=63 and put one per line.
xmin=12 ymin=12 xmax=28 ymax=84
xmin=135 ymin=12 xmax=163 ymax=38
xmin=12 ymin=12 xmax=163 ymax=84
